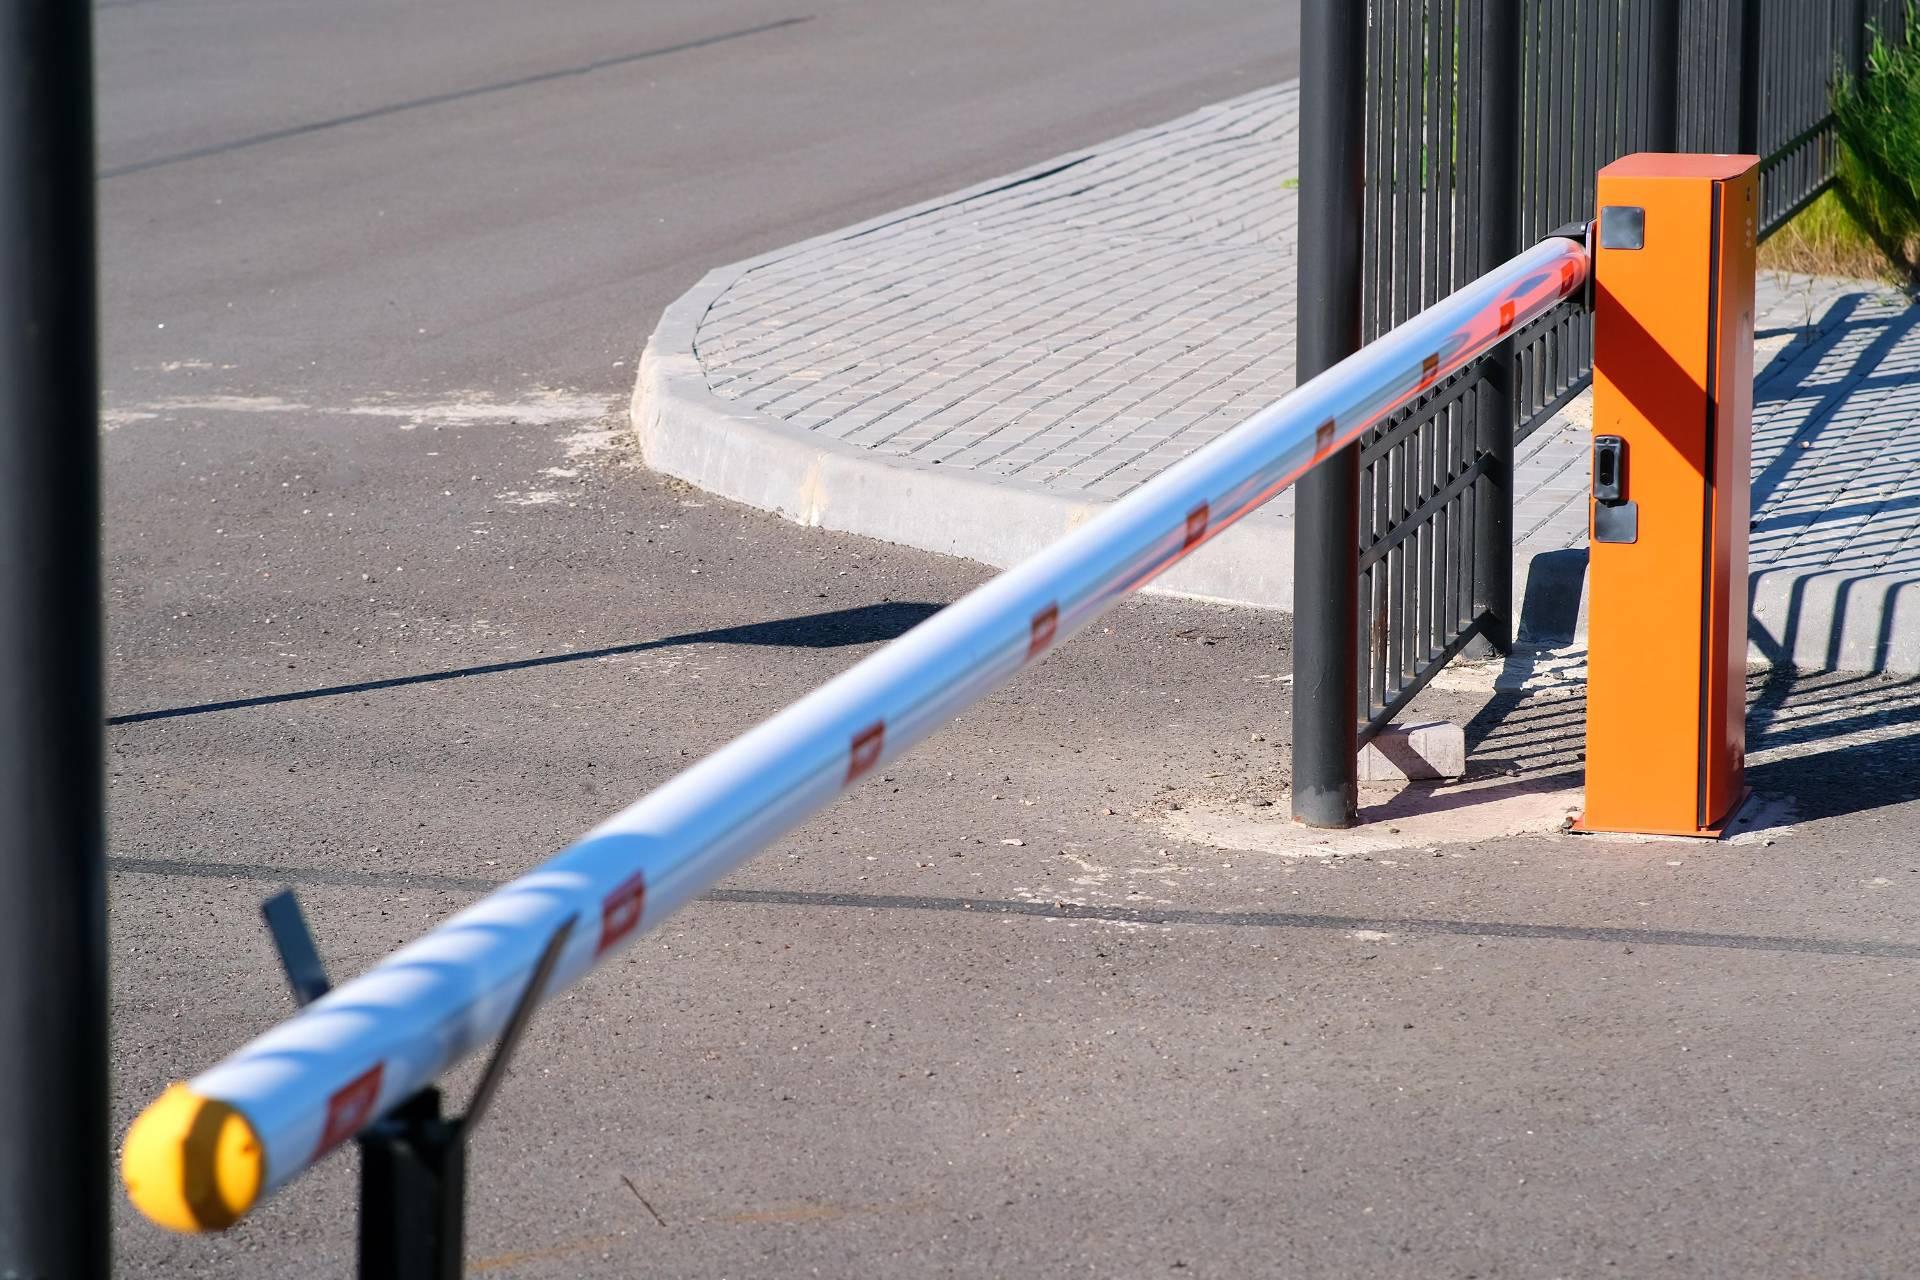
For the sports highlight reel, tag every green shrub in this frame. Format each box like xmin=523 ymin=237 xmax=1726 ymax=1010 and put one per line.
xmin=1831 ymin=1 xmax=1920 ymax=274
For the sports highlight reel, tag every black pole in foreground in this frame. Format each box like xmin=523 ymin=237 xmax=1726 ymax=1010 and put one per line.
xmin=0 ymin=0 xmax=108 ymax=1276
xmin=1290 ymin=0 xmax=1366 ymax=829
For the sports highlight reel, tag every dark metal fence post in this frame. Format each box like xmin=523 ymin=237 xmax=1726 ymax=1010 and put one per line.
xmin=1470 ymin=0 xmax=1522 ymax=658
xmin=0 ymin=0 xmax=108 ymax=1276
xmin=1651 ymin=0 xmax=1685 ymax=149
xmin=1736 ymin=0 xmax=1762 ymax=154
xmin=1291 ymin=0 xmax=1366 ymax=829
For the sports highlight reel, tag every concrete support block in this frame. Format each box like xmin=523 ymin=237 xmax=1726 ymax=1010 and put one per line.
xmin=1357 ymin=721 xmax=1467 ymax=781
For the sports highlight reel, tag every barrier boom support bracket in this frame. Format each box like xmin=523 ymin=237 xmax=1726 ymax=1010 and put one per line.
xmin=261 ymin=891 xmax=575 ymax=1280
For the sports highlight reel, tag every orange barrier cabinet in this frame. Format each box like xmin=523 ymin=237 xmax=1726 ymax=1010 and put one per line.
xmin=1576 ymin=154 xmax=1758 ymax=838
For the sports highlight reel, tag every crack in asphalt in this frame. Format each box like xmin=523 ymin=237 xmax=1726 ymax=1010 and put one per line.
xmin=99 ymin=15 xmax=814 ymax=179
xmin=106 ymin=858 xmax=1920 ymax=960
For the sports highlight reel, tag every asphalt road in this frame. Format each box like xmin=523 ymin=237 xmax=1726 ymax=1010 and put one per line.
xmin=98 ymin=0 xmax=1297 ymax=403
xmin=96 ymin=2 xmax=1920 ymax=1277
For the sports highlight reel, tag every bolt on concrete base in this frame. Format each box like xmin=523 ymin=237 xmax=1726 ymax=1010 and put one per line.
xmin=1357 ymin=721 xmax=1467 ymax=782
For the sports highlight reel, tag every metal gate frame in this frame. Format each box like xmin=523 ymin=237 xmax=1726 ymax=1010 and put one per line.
xmin=1292 ymin=0 xmax=1904 ymax=828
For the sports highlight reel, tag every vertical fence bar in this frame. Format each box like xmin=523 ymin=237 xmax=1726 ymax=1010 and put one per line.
xmin=1634 ymin=0 xmax=1653 ymax=146
xmin=1576 ymin=0 xmax=1601 ymax=367
xmin=1470 ymin=0 xmax=1521 ymax=656
xmin=1658 ymin=0 xmax=1677 ymax=144
xmin=1396 ymin=0 xmax=1418 ymax=328
xmin=1737 ymin=0 xmax=1762 ymax=154
xmin=1372 ymin=441 xmax=1389 ymax=711
xmin=1292 ymin=0 xmax=1366 ymax=828
xmin=0 ymin=0 xmax=108 ymax=1275
xmin=1392 ymin=431 xmax=1408 ymax=689
xmin=1678 ymin=0 xmax=1704 ymax=149
xmin=1358 ymin=0 xmax=1385 ymax=724
xmin=1694 ymin=0 xmax=1744 ymax=150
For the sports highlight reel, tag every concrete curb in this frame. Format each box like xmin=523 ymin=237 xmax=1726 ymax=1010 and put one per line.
xmin=629 ymin=87 xmax=1308 ymax=610
xmin=632 ymin=271 xmax=1296 ymax=612
xmin=1750 ymin=567 xmax=1920 ymax=674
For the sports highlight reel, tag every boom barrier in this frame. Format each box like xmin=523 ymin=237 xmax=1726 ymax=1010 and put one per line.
xmin=123 ymin=234 xmax=1591 ymax=1234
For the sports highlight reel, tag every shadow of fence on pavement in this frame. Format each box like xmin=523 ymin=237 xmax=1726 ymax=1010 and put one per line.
xmin=1747 ymin=289 xmax=1920 ymax=674
xmin=1462 ymin=657 xmax=1920 ymax=824
xmin=1745 ymin=668 xmax=1920 ymax=820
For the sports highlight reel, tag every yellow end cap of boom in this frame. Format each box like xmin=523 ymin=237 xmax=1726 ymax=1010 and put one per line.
xmin=122 ymin=1084 xmax=265 ymax=1232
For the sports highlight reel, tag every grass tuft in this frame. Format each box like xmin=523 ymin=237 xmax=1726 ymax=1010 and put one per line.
xmin=1762 ymin=3 xmax=1920 ymax=283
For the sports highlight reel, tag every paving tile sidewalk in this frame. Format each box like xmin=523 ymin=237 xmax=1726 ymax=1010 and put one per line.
xmin=633 ymin=81 xmax=1920 ymax=673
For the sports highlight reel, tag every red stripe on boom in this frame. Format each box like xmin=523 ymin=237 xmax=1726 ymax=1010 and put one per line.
xmin=1183 ymin=503 xmax=1209 ymax=549
xmin=314 ymin=1063 xmax=384 ymax=1160
xmin=1027 ymin=603 xmax=1059 ymax=659
xmin=597 ymin=870 xmax=647 ymax=957
xmin=1418 ymin=353 xmax=1440 ymax=392
xmin=846 ymin=721 xmax=885 ymax=783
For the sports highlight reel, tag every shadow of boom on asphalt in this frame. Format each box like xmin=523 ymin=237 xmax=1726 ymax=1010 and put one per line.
xmin=107 ymin=600 xmax=944 ymax=726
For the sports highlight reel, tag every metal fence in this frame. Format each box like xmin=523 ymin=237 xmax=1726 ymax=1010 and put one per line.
xmin=1747 ymin=0 xmax=1908 ymax=234
xmin=1354 ymin=0 xmax=1532 ymax=737
xmin=1341 ymin=0 xmax=1903 ymax=745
